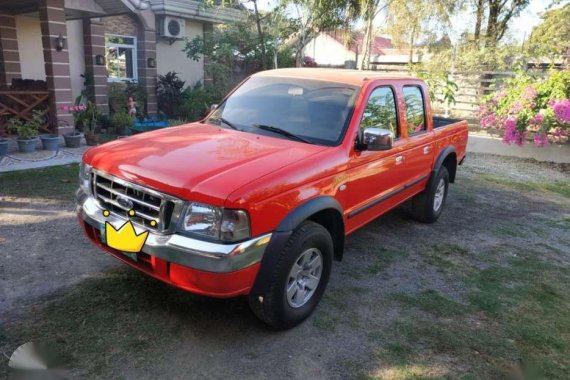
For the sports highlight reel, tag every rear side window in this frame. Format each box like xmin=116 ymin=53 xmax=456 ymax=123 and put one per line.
xmin=360 ymin=87 xmax=399 ymax=138
xmin=403 ymin=86 xmax=426 ymax=135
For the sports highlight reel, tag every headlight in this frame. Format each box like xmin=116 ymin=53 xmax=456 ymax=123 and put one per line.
xmin=79 ymin=162 xmax=92 ymax=194
xmin=179 ymin=202 xmax=251 ymax=242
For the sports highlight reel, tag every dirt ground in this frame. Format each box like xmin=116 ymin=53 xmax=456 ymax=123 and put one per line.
xmin=1 ymin=154 xmax=569 ymax=379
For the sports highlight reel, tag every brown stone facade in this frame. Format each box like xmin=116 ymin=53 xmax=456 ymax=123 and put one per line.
xmin=39 ymin=0 xmax=74 ymax=134
xmin=0 ymin=12 xmax=21 ymax=87
xmin=137 ymin=27 xmax=158 ymax=114
xmin=83 ymin=19 xmax=108 ymax=114
xmin=103 ymin=15 xmax=138 ymax=36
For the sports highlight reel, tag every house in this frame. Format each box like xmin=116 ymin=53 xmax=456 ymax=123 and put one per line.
xmin=0 ymin=0 xmax=240 ymax=135
xmin=304 ymin=30 xmax=425 ymax=67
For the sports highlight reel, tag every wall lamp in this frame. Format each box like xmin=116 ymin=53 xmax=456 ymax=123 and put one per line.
xmin=147 ymin=57 xmax=156 ymax=68
xmin=55 ymin=33 xmax=66 ymax=51
xmin=95 ymin=54 xmax=106 ymax=66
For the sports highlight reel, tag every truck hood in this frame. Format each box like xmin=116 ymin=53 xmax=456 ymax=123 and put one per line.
xmin=83 ymin=123 xmax=326 ymax=205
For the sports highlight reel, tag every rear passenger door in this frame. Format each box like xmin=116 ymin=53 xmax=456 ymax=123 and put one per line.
xmin=401 ymin=85 xmax=434 ymax=187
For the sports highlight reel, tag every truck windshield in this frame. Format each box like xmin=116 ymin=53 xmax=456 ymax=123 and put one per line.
xmin=206 ymin=76 xmax=358 ymax=146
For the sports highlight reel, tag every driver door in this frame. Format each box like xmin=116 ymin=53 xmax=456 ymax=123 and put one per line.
xmin=345 ymin=86 xmax=407 ymax=233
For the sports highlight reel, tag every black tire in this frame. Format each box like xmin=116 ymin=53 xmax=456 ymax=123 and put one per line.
xmin=248 ymin=221 xmax=333 ymax=330
xmin=411 ymin=166 xmax=450 ymax=223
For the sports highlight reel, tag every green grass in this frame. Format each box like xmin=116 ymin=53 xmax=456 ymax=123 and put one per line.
xmin=478 ymin=173 xmax=570 ymax=199
xmin=390 ymin=290 xmax=470 ymax=317
xmin=0 ymin=269 xmax=250 ymax=378
xmin=373 ymin=247 xmax=570 ymax=379
xmin=0 ymin=164 xmax=78 ymax=202
xmin=421 ymin=243 xmax=471 ymax=272
xmin=367 ymin=247 xmax=407 ymax=275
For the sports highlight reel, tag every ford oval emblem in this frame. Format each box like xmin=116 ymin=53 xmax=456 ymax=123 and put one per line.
xmin=117 ymin=196 xmax=134 ymax=210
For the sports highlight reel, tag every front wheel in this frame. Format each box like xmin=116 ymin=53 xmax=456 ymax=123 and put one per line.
xmin=411 ymin=166 xmax=450 ymax=223
xmin=248 ymin=221 xmax=333 ymax=330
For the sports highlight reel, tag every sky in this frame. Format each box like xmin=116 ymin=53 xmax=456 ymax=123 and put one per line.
xmin=246 ymin=0 xmax=554 ymax=43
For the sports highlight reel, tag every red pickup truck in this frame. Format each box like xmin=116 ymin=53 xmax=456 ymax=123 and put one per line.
xmin=77 ymin=68 xmax=468 ymax=329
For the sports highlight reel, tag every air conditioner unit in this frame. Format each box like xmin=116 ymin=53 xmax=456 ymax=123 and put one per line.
xmin=160 ymin=17 xmax=185 ymax=39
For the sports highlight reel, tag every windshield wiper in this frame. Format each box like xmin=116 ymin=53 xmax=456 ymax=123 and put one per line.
xmin=220 ymin=117 xmax=240 ymax=131
xmin=209 ymin=117 xmax=239 ymax=131
xmin=252 ymin=124 xmax=311 ymax=144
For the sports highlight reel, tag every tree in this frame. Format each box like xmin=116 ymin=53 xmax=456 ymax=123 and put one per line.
xmin=473 ymin=0 xmax=485 ymax=45
xmin=385 ymin=0 xmax=457 ymax=64
xmin=528 ymin=4 xmax=570 ymax=63
xmin=484 ymin=0 xmax=530 ymax=48
xmin=283 ymin=0 xmax=358 ymax=67
xmin=359 ymin=0 xmax=381 ymax=70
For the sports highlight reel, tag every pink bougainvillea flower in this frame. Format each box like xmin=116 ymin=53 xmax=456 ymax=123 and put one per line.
xmin=553 ymin=99 xmax=570 ymax=124
xmin=521 ymin=86 xmax=537 ymax=104
xmin=533 ymin=132 xmax=548 ymax=147
xmin=502 ymin=116 xmax=525 ymax=146
xmin=480 ymin=113 xmax=497 ymax=129
xmin=510 ymin=101 xmax=523 ymax=115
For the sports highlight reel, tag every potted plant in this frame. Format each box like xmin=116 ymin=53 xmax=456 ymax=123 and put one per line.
xmin=112 ymin=111 xmax=135 ymax=136
xmin=66 ymin=102 xmax=98 ymax=146
xmin=37 ymin=110 xmax=60 ymax=151
xmin=7 ymin=117 xmax=39 ymax=153
xmin=63 ymin=130 xmax=82 ymax=148
xmin=0 ymin=137 xmax=8 ymax=158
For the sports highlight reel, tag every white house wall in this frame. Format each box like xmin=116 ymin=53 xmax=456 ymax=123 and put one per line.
xmin=16 ymin=16 xmax=85 ymax=100
xmin=67 ymin=19 xmax=85 ymax=101
xmin=156 ymin=21 xmax=204 ymax=87
xmin=15 ymin=15 xmax=45 ymax=81
xmin=305 ymin=34 xmax=356 ymax=66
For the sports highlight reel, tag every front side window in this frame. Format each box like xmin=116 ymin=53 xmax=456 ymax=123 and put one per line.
xmin=206 ymin=77 xmax=358 ymax=146
xmin=360 ymin=86 xmax=399 ymax=138
xmin=106 ymin=35 xmax=137 ymax=81
xmin=403 ymin=86 xmax=426 ymax=135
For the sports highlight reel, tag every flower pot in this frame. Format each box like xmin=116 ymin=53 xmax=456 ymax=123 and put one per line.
xmin=17 ymin=138 xmax=38 ymax=153
xmin=0 ymin=138 xmax=8 ymax=157
xmin=84 ymin=133 xmax=99 ymax=146
xmin=40 ymin=134 xmax=60 ymax=151
xmin=118 ymin=128 xmax=131 ymax=136
xmin=63 ymin=131 xmax=82 ymax=148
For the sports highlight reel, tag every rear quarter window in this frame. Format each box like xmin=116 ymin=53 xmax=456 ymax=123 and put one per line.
xmin=403 ymin=86 xmax=426 ymax=136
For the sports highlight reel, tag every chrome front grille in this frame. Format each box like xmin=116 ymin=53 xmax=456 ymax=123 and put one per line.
xmin=92 ymin=171 xmax=176 ymax=231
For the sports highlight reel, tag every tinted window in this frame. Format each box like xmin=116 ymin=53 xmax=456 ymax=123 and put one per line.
xmin=206 ymin=77 xmax=357 ymax=146
xmin=403 ymin=86 xmax=425 ymax=135
xmin=360 ymin=87 xmax=399 ymax=138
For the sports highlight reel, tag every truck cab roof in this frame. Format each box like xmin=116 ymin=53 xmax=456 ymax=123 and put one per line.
xmin=252 ymin=68 xmax=417 ymax=86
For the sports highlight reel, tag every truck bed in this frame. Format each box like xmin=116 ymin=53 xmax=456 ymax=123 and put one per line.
xmin=433 ymin=116 xmax=464 ymax=129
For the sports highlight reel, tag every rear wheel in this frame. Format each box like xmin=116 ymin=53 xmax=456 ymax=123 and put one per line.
xmin=411 ymin=166 xmax=449 ymax=223
xmin=248 ymin=221 xmax=333 ymax=330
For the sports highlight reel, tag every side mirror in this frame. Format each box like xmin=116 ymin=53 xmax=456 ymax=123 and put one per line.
xmin=357 ymin=128 xmax=394 ymax=151
xmin=210 ymin=104 xmax=218 ymax=111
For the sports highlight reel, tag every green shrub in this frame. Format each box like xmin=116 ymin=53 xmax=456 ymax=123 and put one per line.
xmin=479 ymin=70 xmax=570 ymax=146
xmin=7 ymin=110 xmax=43 ymax=139
xmin=177 ymin=83 xmax=221 ymax=122
xmin=158 ymin=72 xmax=186 ymax=118
xmin=108 ymin=83 xmax=128 ymax=113
xmin=111 ymin=111 xmax=135 ymax=133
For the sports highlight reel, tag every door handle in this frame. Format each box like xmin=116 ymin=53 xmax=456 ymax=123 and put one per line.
xmin=423 ymin=146 xmax=430 ymax=154
xmin=395 ymin=155 xmax=404 ymax=165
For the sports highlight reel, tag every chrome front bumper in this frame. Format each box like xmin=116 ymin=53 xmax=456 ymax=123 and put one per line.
xmin=76 ymin=189 xmax=272 ymax=273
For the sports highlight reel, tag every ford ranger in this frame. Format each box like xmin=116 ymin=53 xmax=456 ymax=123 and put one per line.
xmin=76 ymin=68 xmax=468 ymax=329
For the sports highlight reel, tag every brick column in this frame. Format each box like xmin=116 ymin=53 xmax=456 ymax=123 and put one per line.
xmin=0 ymin=12 xmax=22 ymax=87
xmin=83 ymin=19 xmax=108 ymax=114
xmin=40 ymin=0 xmax=74 ymax=134
xmin=202 ymin=22 xmax=214 ymax=87
xmin=137 ymin=25 xmax=157 ymax=114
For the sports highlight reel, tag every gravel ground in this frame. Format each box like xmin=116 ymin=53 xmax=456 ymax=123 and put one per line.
xmin=1 ymin=153 xmax=569 ymax=379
